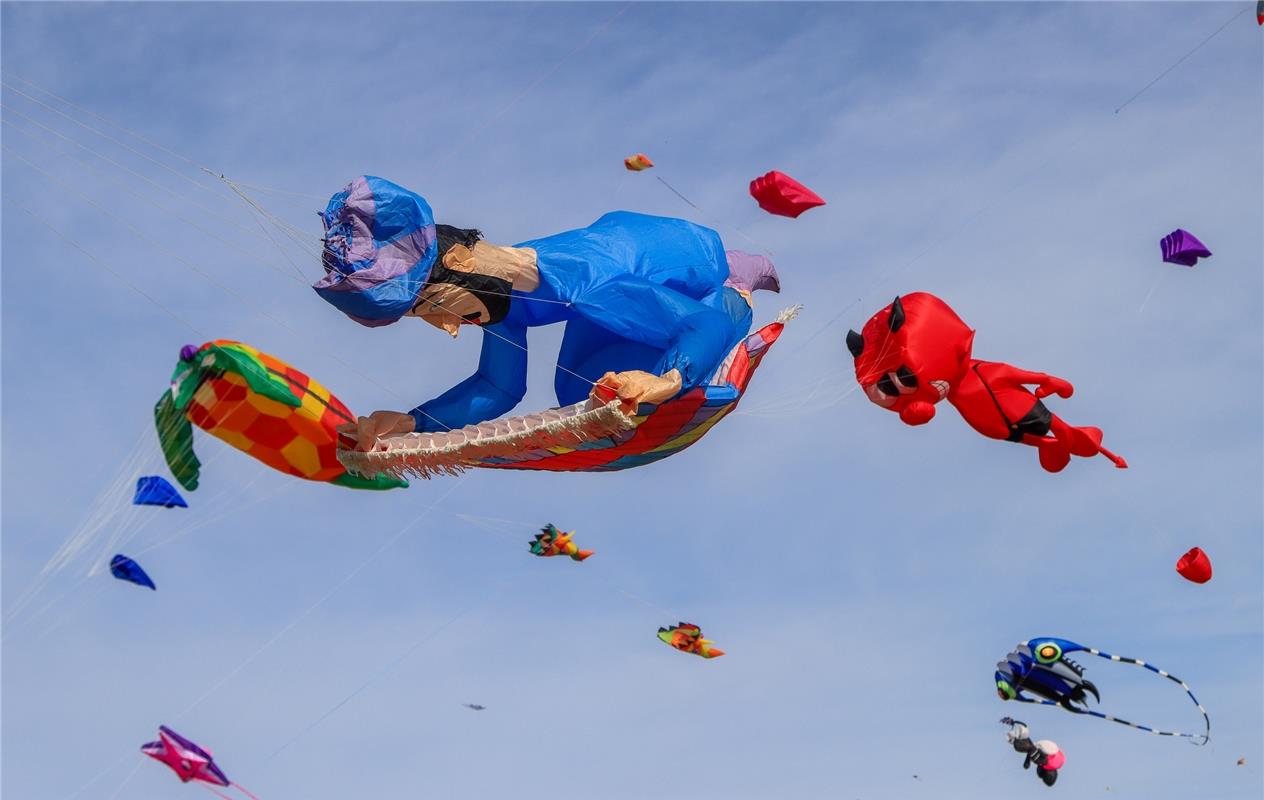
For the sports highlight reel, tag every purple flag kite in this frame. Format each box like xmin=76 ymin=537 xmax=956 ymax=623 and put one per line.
xmin=1160 ymin=229 xmax=1212 ymax=267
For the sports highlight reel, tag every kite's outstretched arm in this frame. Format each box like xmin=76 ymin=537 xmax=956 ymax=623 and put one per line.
xmin=409 ymin=321 xmax=529 ymax=431
xmin=984 ymin=362 xmax=1074 ymax=399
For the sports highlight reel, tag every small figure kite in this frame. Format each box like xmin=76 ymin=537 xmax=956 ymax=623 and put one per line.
xmin=1257 ymin=0 xmax=1262 ymax=25
xmin=1160 ymin=229 xmax=1212 ymax=267
xmin=658 ymin=622 xmax=724 ymax=659
xmin=749 ymin=170 xmax=826 ymax=218
xmin=110 ymin=555 xmax=156 ymax=591
xmin=847 ymin=293 xmax=1127 ymax=473
xmin=624 ymin=153 xmax=654 ymax=171
xmin=1176 ymin=546 xmax=1213 ymax=584
xmin=463 ymin=703 xmax=486 ymax=711
xmin=133 ymin=476 xmax=187 ymax=508
xmin=529 ymin=524 xmax=593 ymax=562
xmin=995 ymin=637 xmax=1210 ymax=745
xmin=1002 ymin=718 xmax=1065 ymax=788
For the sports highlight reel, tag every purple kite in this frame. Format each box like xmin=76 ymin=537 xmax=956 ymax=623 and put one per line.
xmin=1160 ymin=229 xmax=1212 ymax=267
xmin=142 ymin=726 xmax=258 ymax=798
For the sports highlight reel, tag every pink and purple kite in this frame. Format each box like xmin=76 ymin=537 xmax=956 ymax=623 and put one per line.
xmin=142 ymin=726 xmax=258 ymax=799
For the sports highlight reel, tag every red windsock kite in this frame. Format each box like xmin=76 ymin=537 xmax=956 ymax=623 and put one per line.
xmin=749 ymin=170 xmax=826 ymax=218
xmin=1176 ymin=547 xmax=1212 ymax=584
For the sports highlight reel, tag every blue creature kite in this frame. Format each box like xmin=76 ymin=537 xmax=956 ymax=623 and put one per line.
xmin=995 ymin=637 xmax=1209 ymax=745
xmin=133 ymin=476 xmax=188 ymax=508
xmin=110 ymin=555 xmax=156 ymax=590
xmin=315 ymin=176 xmax=782 ymax=445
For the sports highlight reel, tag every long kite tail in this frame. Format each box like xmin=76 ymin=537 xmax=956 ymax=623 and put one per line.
xmin=1014 ymin=648 xmax=1210 ymax=745
xmin=1084 ymin=647 xmax=1210 ymax=745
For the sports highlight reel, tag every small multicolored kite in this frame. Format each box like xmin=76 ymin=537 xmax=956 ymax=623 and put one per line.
xmin=133 ymin=476 xmax=188 ymax=508
xmin=1160 ymin=228 xmax=1212 ymax=267
xmin=624 ymin=153 xmax=654 ymax=171
xmin=658 ymin=622 xmax=724 ymax=659
xmin=529 ymin=524 xmax=593 ymax=561
xmin=110 ymin=555 xmax=156 ymax=591
xmin=154 ymin=341 xmax=406 ymax=492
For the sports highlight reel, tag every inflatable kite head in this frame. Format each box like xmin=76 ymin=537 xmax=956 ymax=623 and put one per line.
xmin=846 ymin=293 xmax=975 ymax=425
xmin=313 ymin=175 xmax=438 ymax=327
xmin=996 ymin=638 xmax=1099 ymax=713
xmin=154 ymin=341 xmax=407 ymax=492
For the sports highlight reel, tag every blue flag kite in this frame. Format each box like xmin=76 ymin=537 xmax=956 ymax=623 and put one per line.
xmin=133 ymin=476 xmax=187 ymax=508
xmin=110 ymin=555 xmax=156 ymax=591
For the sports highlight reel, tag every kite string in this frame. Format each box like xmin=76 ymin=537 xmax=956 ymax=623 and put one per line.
xmin=0 ymin=102 xmax=293 ymax=251
xmin=52 ymin=480 xmax=461 ymax=800
xmin=1136 ymin=268 xmax=1166 ymax=314
xmin=2 ymin=148 xmax=462 ymax=432
xmin=1114 ymin=6 xmax=1250 ymax=114
xmin=59 ymin=750 xmax=140 ymax=800
xmin=432 ymin=1 xmax=631 ymax=169
xmin=173 ymin=479 xmax=464 ymax=723
xmin=230 ymin=782 xmax=262 ymax=800
xmin=104 ymin=758 xmax=145 ymax=800
xmin=653 ymin=174 xmax=776 ymax=258
xmin=265 ymin=576 xmax=515 ymax=762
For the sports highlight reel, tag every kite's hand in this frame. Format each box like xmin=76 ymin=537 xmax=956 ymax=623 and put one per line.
xmin=337 ymin=410 xmax=415 ymax=451
xmin=1036 ymin=377 xmax=1074 ymax=399
xmin=590 ymin=369 xmax=683 ymax=413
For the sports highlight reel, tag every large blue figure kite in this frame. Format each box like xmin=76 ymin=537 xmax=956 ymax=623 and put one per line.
xmin=313 ymin=176 xmax=780 ymax=438
xmin=133 ymin=476 xmax=188 ymax=508
xmin=995 ymin=637 xmax=1209 ymax=744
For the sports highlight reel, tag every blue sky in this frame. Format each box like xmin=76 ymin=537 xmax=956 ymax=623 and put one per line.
xmin=2 ymin=2 xmax=1261 ymax=798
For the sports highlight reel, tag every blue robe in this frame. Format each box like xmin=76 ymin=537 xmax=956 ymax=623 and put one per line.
xmin=409 ymin=212 xmax=752 ymax=432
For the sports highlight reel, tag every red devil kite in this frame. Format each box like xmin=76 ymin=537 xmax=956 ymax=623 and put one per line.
xmin=846 ymin=293 xmax=1126 ymax=473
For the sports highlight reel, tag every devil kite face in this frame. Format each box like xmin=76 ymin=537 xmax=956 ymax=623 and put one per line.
xmin=995 ymin=638 xmax=1101 ymax=713
xmin=846 ymin=293 xmax=975 ymax=424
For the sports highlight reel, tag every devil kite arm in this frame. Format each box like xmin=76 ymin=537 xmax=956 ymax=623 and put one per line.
xmin=980 ymin=362 xmax=1074 ymax=399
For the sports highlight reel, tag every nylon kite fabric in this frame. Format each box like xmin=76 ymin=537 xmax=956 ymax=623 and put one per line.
xmin=1160 ymin=228 xmax=1212 ymax=266
xmin=154 ymin=341 xmax=407 ymax=491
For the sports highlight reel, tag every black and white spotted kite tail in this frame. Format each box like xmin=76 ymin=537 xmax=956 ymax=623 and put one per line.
xmin=1017 ymin=646 xmax=1210 ymax=746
